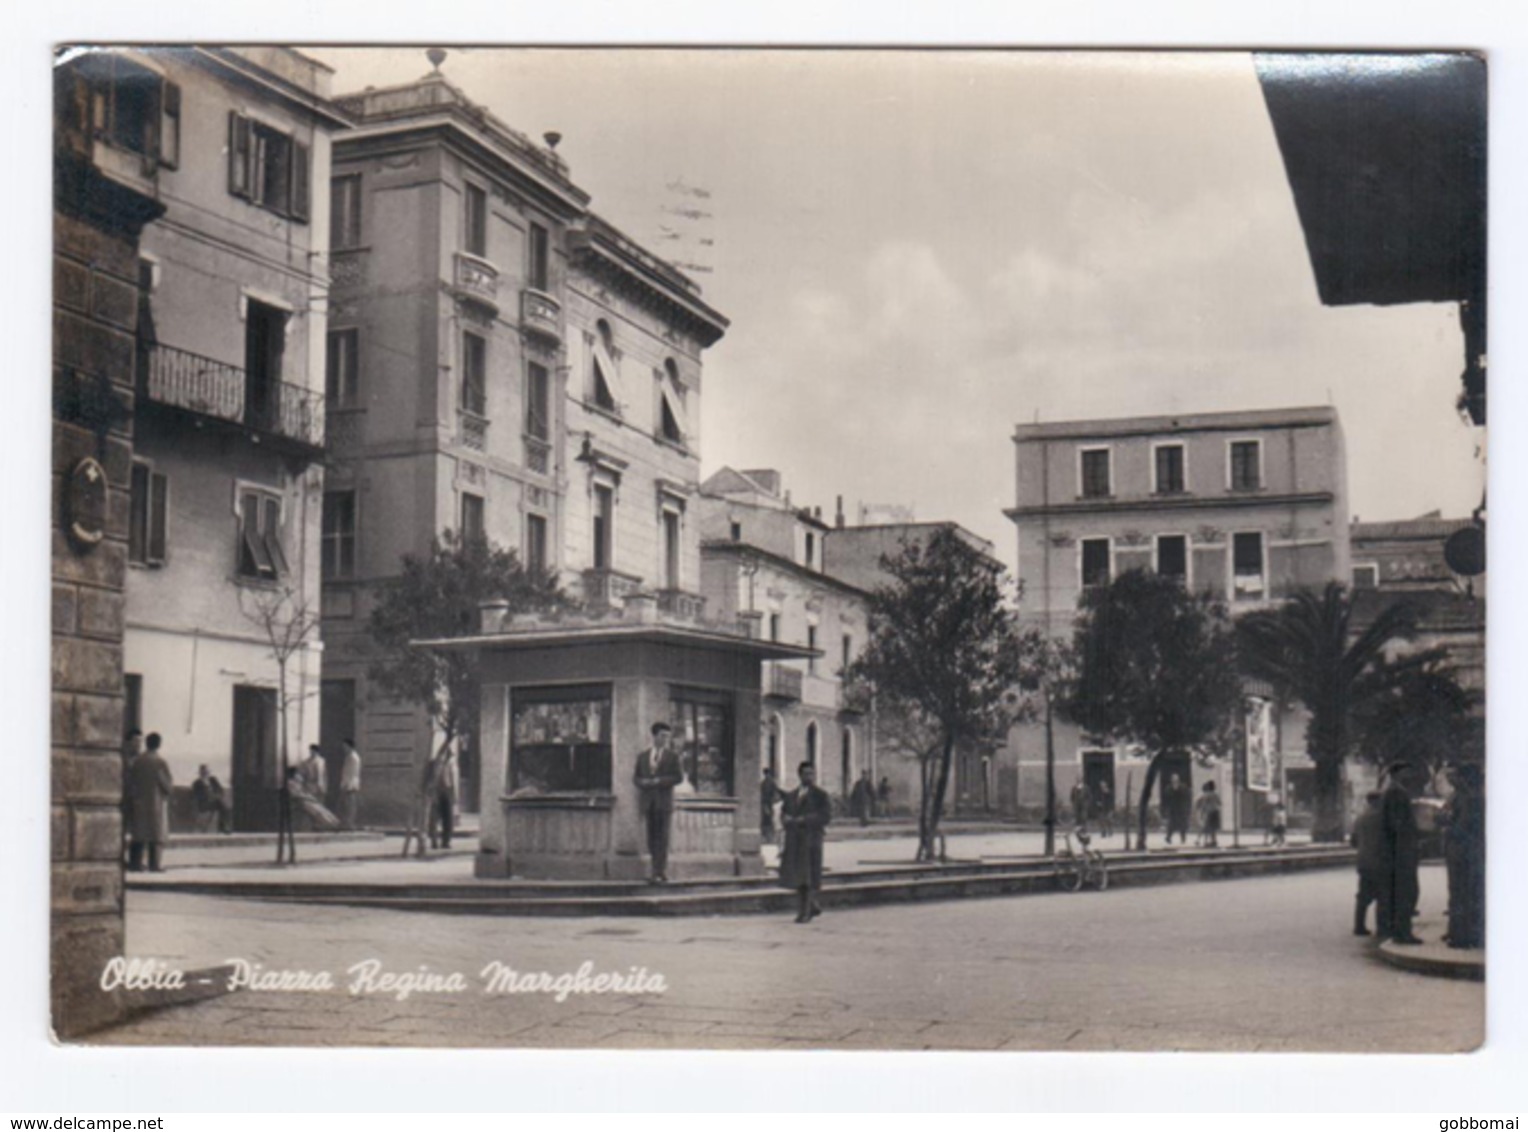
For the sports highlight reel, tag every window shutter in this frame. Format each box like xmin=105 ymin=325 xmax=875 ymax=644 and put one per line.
xmin=290 ymin=139 xmax=310 ymax=223
xmin=148 ymin=472 xmax=168 ymax=563
xmin=228 ymin=112 xmax=251 ymax=198
xmin=159 ymin=81 xmax=181 ymax=169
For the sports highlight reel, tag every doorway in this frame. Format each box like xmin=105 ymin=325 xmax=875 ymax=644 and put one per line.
xmin=244 ymin=299 xmax=286 ymax=433
xmin=231 ymin=684 xmax=278 ymax=831
xmin=319 ymin=679 xmax=356 ymax=811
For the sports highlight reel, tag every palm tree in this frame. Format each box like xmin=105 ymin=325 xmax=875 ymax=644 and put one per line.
xmin=1236 ymin=583 xmax=1420 ymax=841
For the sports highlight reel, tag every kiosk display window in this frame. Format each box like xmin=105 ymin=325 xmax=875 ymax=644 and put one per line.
xmin=509 ymin=684 xmax=613 ymax=794
xmin=669 ymin=687 xmax=734 ymax=797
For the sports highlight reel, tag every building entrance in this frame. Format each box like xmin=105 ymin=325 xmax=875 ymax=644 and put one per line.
xmin=231 ymin=684 xmax=278 ymax=831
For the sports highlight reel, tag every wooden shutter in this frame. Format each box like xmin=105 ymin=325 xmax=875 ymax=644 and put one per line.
xmin=147 ymin=471 xmax=168 ymax=564
xmin=228 ymin=111 xmax=251 ymax=198
xmin=158 ymin=81 xmax=181 ymax=169
xmin=290 ymin=139 xmax=310 ymax=222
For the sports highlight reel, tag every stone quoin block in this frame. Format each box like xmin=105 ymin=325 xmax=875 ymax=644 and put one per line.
xmin=54 ymin=257 xmax=90 ymax=313
xmin=51 ymin=530 xmax=127 ymax=589
xmin=77 ymin=587 xmax=125 ymax=640
xmin=106 ymin=485 xmax=131 ymax=540
xmin=52 ymin=584 xmax=79 ymax=635
xmin=90 ymin=272 xmax=138 ymax=331
xmin=50 ymin=862 xmax=123 ymax=916
xmin=72 ymin=808 xmax=123 ymax=862
xmin=73 ymin=692 xmax=124 ymax=749
xmin=53 ymin=310 xmax=135 ymax=384
xmin=55 ymin=213 xmax=140 ymax=279
xmin=51 ymin=637 xmax=125 ymax=696
xmin=53 ymin=750 xmax=128 ymax=804
xmin=50 ymin=912 xmax=127 ymax=1040
xmin=52 ymin=693 xmax=76 ymax=746
xmin=52 ymin=807 xmax=71 ymax=862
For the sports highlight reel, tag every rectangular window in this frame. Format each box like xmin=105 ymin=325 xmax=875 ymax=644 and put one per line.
xmin=663 ymin=510 xmax=681 ymax=590
xmin=769 ymin=613 xmax=780 ymax=642
xmin=1233 ymin=532 xmax=1265 ymax=599
xmin=465 ymin=183 xmax=488 ymax=258
xmin=1081 ymin=538 xmax=1111 ymax=588
xmin=510 ymin=684 xmax=613 ymax=795
xmin=331 ymin=174 xmax=362 ymax=250
xmin=807 ymin=624 xmax=819 ymax=676
xmin=326 ymin=328 xmax=359 ymax=407
xmin=1353 ymin=563 xmax=1379 ymax=589
xmin=592 ymin=484 xmax=614 ymax=570
xmin=1080 ymin=448 xmax=1111 ymax=498
xmin=321 ymin=491 xmax=356 ymax=580
xmin=237 ymin=488 xmax=286 ymax=580
xmin=129 ymin=461 xmax=168 ymax=566
xmin=158 ymin=80 xmax=180 ymax=169
xmin=461 ymin=332 xmax=487 ymax=417
xmin=83 ymin=55 xmax=175 ymax=162
xmin=460 ymin=492 xmax=485 ymax=545
xmin=669 ymin=687 xmax=735 ymax=797
xmin=1155 ymin=444 xmax=1185 ymax=494
xmin=804 ymin=531 xmax=816 ymax=569
xmin=1156 ymin=535 xmax=1188 ymax=584
xmin=730 ymin=521 xmax=742 ymax=542
xmin=1229 ymin=440 xmax=1262 ymax=491
xmin=841 ymin=634 xmax=853 ymax=673
xmin=528 ymin=222 xmax=550 ymax=290
xmin=525 ymin=514 xmax=548 ymax=575
xmin=525 ymin=361 xmax=550 ymax=440
xmin=123 ymin=674 xmax=143 ymax=737
xmin=228 ymin=113 xmax=309 ymax=222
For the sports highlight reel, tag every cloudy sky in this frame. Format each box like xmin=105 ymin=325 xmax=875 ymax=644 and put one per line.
xmin=312 ymin=47 xmax=1483 ymax=571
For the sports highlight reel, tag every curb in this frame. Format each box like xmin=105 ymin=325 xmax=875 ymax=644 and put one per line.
xmin=1375 ymin=939 xmax=1485 ymax=981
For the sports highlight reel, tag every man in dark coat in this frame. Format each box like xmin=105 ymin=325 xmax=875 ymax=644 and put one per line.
xmin=1163 ymin=774 xmax=1192 ymax=845
xmin=1378 ymin=761 xmax=1423 ymax=944
xmin=1350 ymin=791 xmax=1384 ymax=935
xmin=126 ymin=732 xmax=173 ymax=872
xmin=1070 ymin=779 xmax=1091 ymax=829
xmin=780 ymin=761 xmax=832 ymax=922
xmin=1441 ymin=764 xmax=1485 ymax=949
xmin=633 ymin=721 xmax=684 ymax=883
xmin=849 ymin=770 xmax=875 ymax=827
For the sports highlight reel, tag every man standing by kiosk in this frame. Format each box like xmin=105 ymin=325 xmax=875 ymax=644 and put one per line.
xmin=634 ymin=721 xmax=684 ymax=884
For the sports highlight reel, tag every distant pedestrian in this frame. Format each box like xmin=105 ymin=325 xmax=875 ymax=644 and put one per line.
xmin=1267 ymin=798 xmax=1288 ymax=847
xmin=126 ymin=732 xmax=173 ymax=872
xmin=424 ymin=745 xmax=460 ymax=851
xmin=1377 ymin=761 xmax=1423 ymax=944
xmin=760 ymin=765 xmax=781 ymax=843
xmin=780 ymin=761 xmax=832 ymax=923
xmin=633 ymin=722 xmax=683 ymax=883
xmin=120 ymin=728 xmax=143 ymax=865
xmin=300 ymin=743 xmax=328 ymax=800
xmin=338 ymin=738 xmax=363 ymax=830
xmin=1093 ymin=779 xmax=1115 ymax=838
xmin=1350 ymin=791 xmax=1384 ymax=936
xmin=876 ymin=775 xmax=892 ymax=818
xmin=1194 ymin=781 xmax=1222 ymax=848
xmin=191 ymin=764 xmax=232 ymax=834
xmin=1163 ymin=774 xmax=1192 ymax=845
xmin=1070 ymin=779 xmax=1092 ymax=829
xmin=850 ymin=770 xmax=875 ymax=827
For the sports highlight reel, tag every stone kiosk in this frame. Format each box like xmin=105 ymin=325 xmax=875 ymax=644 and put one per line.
xmin=427 ymin=597 xmax=815 ymax=880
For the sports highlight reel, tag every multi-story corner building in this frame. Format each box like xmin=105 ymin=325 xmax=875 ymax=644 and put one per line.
xmin=1005 ymin=406 xmax=1352 ymax=824
xmin=115 ymin=48 xmax=345 ymax=831
xmin=322 ymin=65 xmax=726 ymax=824
xmin=697 ymin=469 xmax=870 ymax=802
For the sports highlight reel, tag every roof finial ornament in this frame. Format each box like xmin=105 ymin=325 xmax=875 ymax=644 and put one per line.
xmin=426 ymin=47 xmax=448 ymax=74
xmin=544 ymin=131 xmax=562 ymax=151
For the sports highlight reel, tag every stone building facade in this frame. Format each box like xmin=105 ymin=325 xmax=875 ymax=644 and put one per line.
xmin=1005 ymin=406 xmax=1352 ymax=825
xmin=322 ymin=67 xmax=726 ymax=824
xmin=52 ymin=51 xmax=165 ymax=1037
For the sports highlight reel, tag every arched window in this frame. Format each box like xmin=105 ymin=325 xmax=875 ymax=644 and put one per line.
xmin=805 ymin=722 xmax=818 ymax=769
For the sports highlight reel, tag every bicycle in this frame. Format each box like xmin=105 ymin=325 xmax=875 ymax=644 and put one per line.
xmin=1054 ymin=826 xmax=1109 ymax=892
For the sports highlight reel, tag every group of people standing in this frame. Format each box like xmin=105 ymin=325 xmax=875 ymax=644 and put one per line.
xmin=1069 ymin=777 xmax=1117 ymax=838
xmin=1351 ymin=760 xmax=1484 ymax=950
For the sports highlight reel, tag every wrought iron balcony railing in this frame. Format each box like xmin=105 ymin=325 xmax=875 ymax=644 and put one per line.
xmin=139 ymin=342 xmax=324 ymax=450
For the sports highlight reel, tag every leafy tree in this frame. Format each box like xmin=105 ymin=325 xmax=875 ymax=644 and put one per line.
xmin=845 ymin=528 xmax=1032 ymax=861
xmin=368 ymin=529 xmax=566 ymax=769
xmin=1062 ymin=569 xmax=1242 ymax=850
xmin=1352 ymin=658 xmax=1479 ymax=778
xmin=1236 ymin=583 xmax=1422 ymax=841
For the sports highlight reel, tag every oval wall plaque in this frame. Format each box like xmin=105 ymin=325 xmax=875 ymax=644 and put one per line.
xmin=67 ymin=456 xmax=108 ymax=549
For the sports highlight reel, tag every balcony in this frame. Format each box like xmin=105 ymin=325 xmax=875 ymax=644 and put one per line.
xmin=138 ymin=342 xmax=324 ymax=456
xmin=458 ymin=409 xmax=489 ymax=452
xmin=524 ymin=434 xmax=551 ymax=475
xmin=766 ymin=664 xmax=803 ymax=702
xmin=521 ymin=287 xmax=562 ymax=345
xmin=453 ymin=252 xmax=500 ymax=315
xmin=656 ymin=589 xmax=706 ymax=622
xmin=582 ymin=567 xmax=643 ymax=608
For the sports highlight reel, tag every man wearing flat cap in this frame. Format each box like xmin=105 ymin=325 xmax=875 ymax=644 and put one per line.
xmin=1377 ymin=761 xmax=1423 ymax=944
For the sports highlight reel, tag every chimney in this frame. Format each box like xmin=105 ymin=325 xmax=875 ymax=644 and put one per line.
xmin=835 ymin=495 xmax=845 ymax=528
xmin=813 ymin=506 xmax=822 ymax=521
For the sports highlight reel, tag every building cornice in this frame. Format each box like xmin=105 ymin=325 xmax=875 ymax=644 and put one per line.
xmin=189 ymin=48 xmax=352 ymax=129
xmin=1005 ymin=491 xmax=1336 ymax=522
xmin=701 ymin=539 xmax=871 ymax=601
xmin=570 ymin=217 xmax=729 ymax=348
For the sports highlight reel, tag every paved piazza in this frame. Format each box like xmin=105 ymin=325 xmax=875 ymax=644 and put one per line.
xmin=96 ymin=864 xmax=1480 ymax=1052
